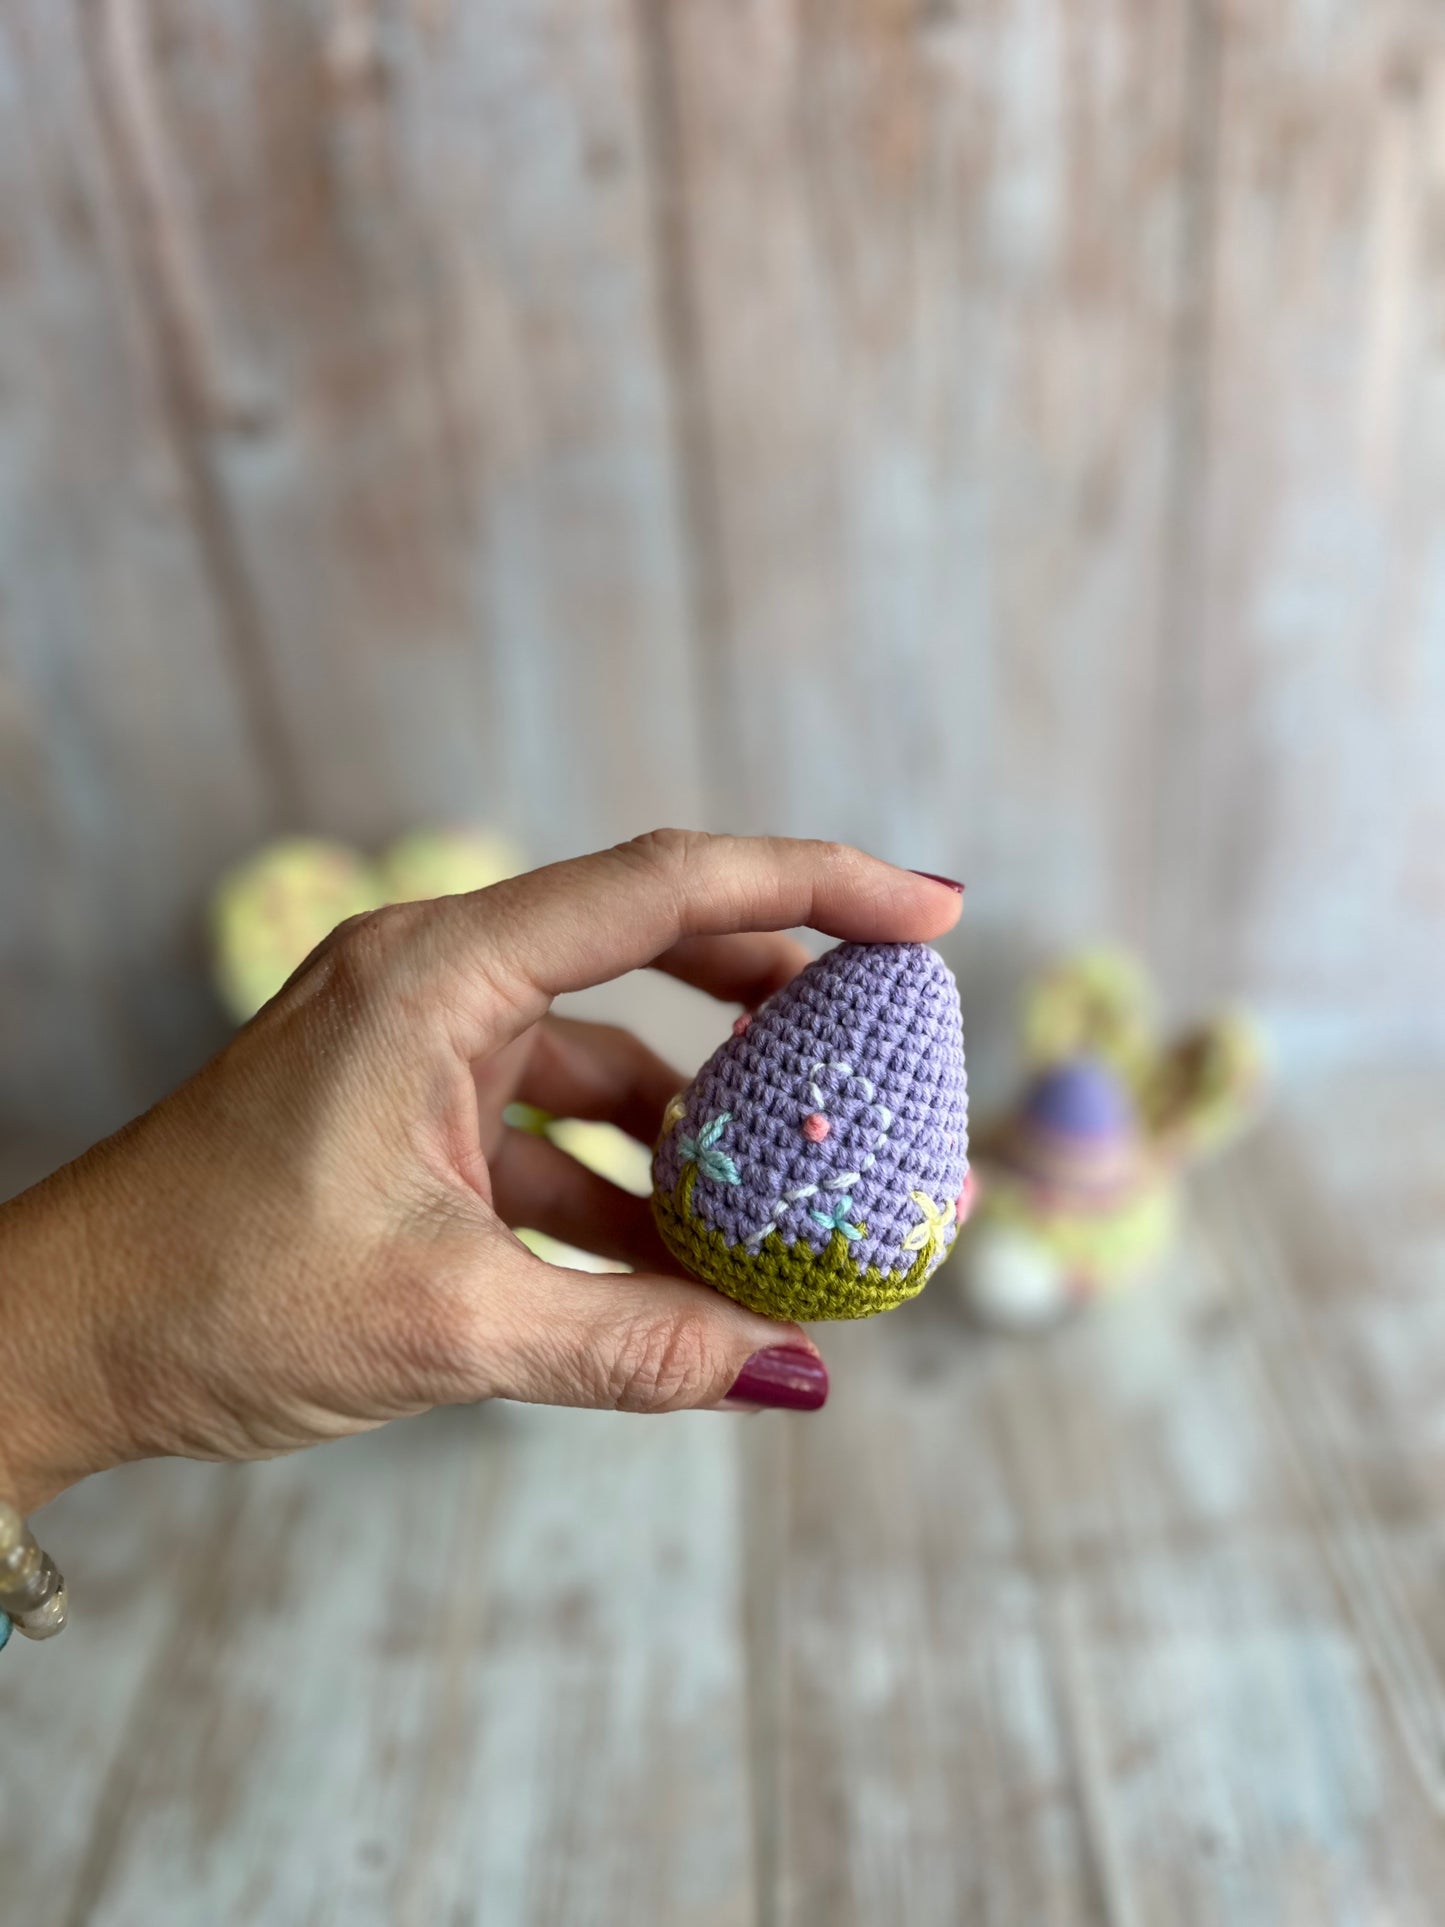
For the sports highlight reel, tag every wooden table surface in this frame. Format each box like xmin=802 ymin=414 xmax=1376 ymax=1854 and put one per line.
xmin=4 ymin=1065 xmax=1445 ymax=1925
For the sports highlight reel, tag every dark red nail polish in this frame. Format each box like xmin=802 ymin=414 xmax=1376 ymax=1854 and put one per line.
xmin=727 ymin=1345 xmax=828 ymax=1412
xmin=909 ymin=871 xmax=965 ymax=894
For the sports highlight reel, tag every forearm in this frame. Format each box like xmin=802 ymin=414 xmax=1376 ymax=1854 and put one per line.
xmin=0 ymin=1145 xmax=137 ymax=1513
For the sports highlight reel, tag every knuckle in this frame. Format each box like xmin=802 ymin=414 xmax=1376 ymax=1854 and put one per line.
xmin=606 ymin=1308 xmax=718 ymax=1413
xmin=813 ymin=837 xmax=853 ymax=873
xmin=330 ymin=904 xmax=391 ymax=970
xmin=621 ymin=827 xmax=706 ymax=877
xmin=324 ymin=903 xmax=417 ymax=997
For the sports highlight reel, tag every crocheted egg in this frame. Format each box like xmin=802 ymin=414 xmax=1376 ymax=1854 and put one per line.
xmin=213 ymin=827 xmax=526 ymax=1026
xmin=378 ymin=827 xmax=524 ymax=904
xmin=957 ymin=1220 xmax=1074 ymax=1331
xmin=212 ymin=838 xmax=385 ymax=1023
xmin=651 ymin=942 xmax=968 ymax=1321
xmin=955 ymin=1058 xmax=1170 ymax=1328
xmin=1002 ymin=1059 xmax=1140 ymax=1197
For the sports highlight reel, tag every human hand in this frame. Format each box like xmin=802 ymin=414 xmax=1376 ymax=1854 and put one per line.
xmin=0 ymin=833 xmax=963 ymax=1510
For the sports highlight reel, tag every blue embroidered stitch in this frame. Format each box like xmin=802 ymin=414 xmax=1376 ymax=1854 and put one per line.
xmin=679 ymin=1112 xmax=741 ymax=1185
xmin=811 ymin=1194 xmax=864 ymax=1241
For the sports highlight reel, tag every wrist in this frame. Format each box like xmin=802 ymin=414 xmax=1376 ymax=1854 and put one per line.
xmin=0 ymin=1145 xmax=137 ymax=1512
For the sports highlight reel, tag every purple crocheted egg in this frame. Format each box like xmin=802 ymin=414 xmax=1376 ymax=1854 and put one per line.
xmin=651 ymin=942 xmax=969 ymax=1320
xmin=1023 ymin=1059 xmax=1133 ymax=1139
xmin=1005 ymin=1059 xmax=1140 ymax=1195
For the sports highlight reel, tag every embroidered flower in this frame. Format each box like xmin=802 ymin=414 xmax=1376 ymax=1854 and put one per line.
xmin=902 ymin=1190 xmax=952 ymax=1258
xmin=662 ymin=1092 xmax=688 ymax=1134
xmin=811 ymin=1194 xmax=864 ymax=1241
xmin=678 ymin=1112 xmax=741 ymax=1185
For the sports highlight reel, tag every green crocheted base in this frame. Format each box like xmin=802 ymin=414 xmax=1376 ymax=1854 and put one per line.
xmin=653 ymin=1169 xmax=935 ymax=1321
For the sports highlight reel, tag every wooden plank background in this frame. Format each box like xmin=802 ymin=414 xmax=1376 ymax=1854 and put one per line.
xmin=7 ymin=1060 xmax=1445 ymax=1924
xmin=7 ymin=10 xmax=1445 ymax=1921
xmin=1 ymin=0 xmax=1444 ymax=1154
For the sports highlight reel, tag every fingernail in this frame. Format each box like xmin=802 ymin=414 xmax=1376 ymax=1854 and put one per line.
xmin=909 ymin=871 xmax=965 ymax=894
xmin=727 ymin=1345 xmax=829 ymax=1412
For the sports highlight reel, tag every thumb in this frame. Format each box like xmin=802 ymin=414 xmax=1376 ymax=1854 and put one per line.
xmin=483 ymin=1245 xmax=829 ymax=1415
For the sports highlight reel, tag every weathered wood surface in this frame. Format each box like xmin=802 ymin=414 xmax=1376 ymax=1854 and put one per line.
xmin=1167 ymin=0 xmax=1445 ymax=1039
xmin=658 ymin=0 xmax=1192 ymax=940
xmin=5 ymin=1065 xmax=1445 ymax=1924
xmin=0 ymin=0 xmax=274 ymax=1138
xmin=3 ymin=0 xmax=1445 ymax=1151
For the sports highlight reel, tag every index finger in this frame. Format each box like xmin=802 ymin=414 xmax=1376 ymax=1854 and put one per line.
xmin=650 ymin=930 xmax=814 ymax=1008
xmin=445 ymin=831 xmax=963 ymax=1044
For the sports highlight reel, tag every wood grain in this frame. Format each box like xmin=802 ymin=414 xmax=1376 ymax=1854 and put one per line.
xmin=1 ymin=1410 xmax=755 ymax=1927
xmin=4 ymin=0 xmax=1445 ymax=1141
xmin=1172 ymin=0 xmax=1445 ymax=1036
xmin=136 ymin=0 xmax=707 ymax=851
xmin=4 ymin=2 xmax=1445 ymax=1919
xmin=2 ymin=0 xmax=716 ymax=1145
xmin=757 ymin=1086 xmax=1445 ymax=1924
xmin=8 ymin=1076 xmax=1445 ymax=1921
xmin=0 ymin=0 xmax=272 ymax=1142
xmin=654 ymin=0 xmax=1195 ymax=954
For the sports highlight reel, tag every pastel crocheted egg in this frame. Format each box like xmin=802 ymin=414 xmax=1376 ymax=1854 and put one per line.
xmin=651 ymin=942 xmax=969 ymax=1321
xmin=1002 ymin=1059 xmax=1141 ymax=1198
xmin=378 ymin=827 xmax=524 ymax=904
xmin=212 ymin=838 xmax=385 ymax=1023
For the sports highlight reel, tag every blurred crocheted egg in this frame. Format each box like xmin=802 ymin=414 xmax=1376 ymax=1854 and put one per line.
xmin=956 ymin=1057 xmax=1170 ymax=1327
xmin=1022 ymin=947 xmax=1156 ymax=1089
xmin=378 ymin=827 xmax=524 ymax=904
xmin=212 ymin=838 xmax=385 ymax=1023
xmin=1003 ymin=1059 xmax=1141 ymax=1197
xmin=955 ymin=1220 xmax=1073 ymax=1331
xmin=651 ymin=942 xmax=968 ymax=1321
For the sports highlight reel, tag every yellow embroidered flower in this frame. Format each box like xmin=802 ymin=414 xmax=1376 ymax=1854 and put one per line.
xmin=902 ymin=1191 xmax=952 ymax=1258
xmin=662 ymin=1092 xmax=688 ymax=1133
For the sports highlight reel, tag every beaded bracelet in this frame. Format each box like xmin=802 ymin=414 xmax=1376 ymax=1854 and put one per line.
xmin=0 ymin=1501 xmax=67 ymax=1648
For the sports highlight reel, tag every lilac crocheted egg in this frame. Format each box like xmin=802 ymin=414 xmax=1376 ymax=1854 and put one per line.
xmin=1004 ymin=1059 xmax=1140 ymax=1196
xmin=651 ymin=942 xmax=969 ymax=1320
xmin=1024 ymin=1059 xmax=1133 ymax=1139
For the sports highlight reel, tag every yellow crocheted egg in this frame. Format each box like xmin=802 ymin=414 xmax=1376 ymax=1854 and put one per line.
xmin=378 ymin=827 xmax=524 ymax=904
xmin=211 ymin=838 xmax=385 ymax=1022
xmin=212 ymin=826 xmax=526 ymax=1025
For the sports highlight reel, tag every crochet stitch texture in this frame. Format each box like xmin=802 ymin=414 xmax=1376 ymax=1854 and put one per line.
xmin=652 ymin=942 xmax=969 ymax=1320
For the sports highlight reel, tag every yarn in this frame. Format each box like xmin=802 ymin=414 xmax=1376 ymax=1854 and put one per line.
xmin=955 ymin=946 xmax=1266 ymax=1329
xmin=960 ymin=1221 xmax=1072 ymax=1331
xmin=376 ymin=827 xmax=523 ymax=904
xmin=212 ymin=827 xmax=524 ymax=1023
xmin=211 ymin=838 xmax=385 ymax=1022
xmin=651 ymin=942 xmax=968 ymax=1321
xmin=1022 ymin=947 xmax=1156 ymax=1090
xmin=1001 ymin=1060 xmax=1141 ymax=1197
